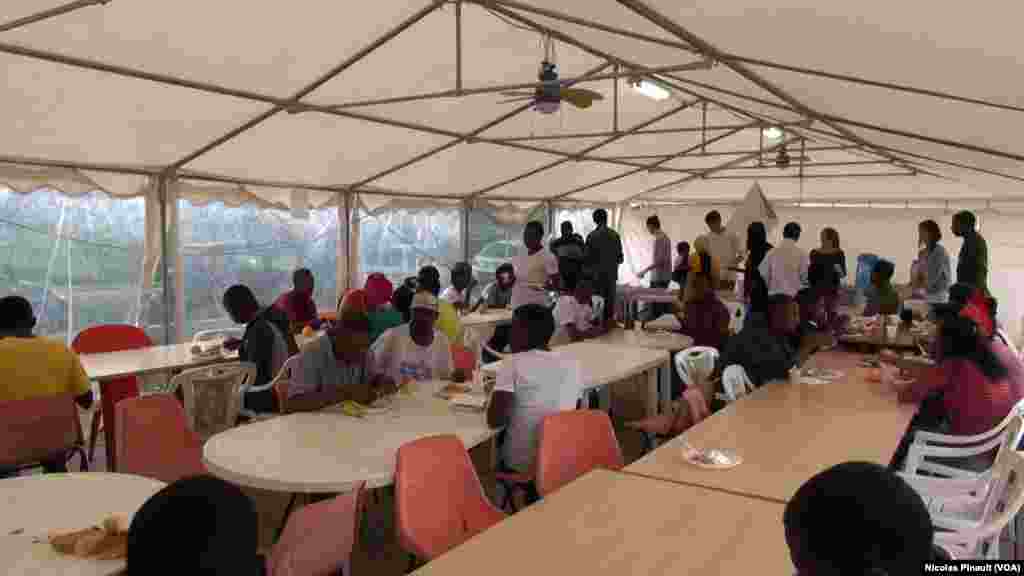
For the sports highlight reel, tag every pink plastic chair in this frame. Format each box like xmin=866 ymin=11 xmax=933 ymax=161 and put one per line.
xmin=115 ymin=394 xmax=206 ymax=484
xmin=0 ymin=394 xmax=86 ymax=472
xmin=395 ymin=435 xmax=506 ymax=567
xmin=626 ymin=387 xmax=710 ymax=454
xmin=72 ymin=324 xmax=152 ymax=471
xmin=268 ymin=482 xmax=366 ymax=576
xmin=535 ymin=410 xmax=624 ymax=497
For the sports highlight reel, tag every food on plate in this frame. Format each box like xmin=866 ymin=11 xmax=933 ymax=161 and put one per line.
xmin=441 ymin=383 xmax=471 ymax=395
xmin=302 ymin=325 xmax=314 ymax=338
xmin=48 ymin=515 xmax=129 ymax=559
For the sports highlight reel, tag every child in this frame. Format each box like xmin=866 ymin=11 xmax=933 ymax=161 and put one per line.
xmin=671 ymin=241 xmax=690 ymax=287
xmin=553 ymin=273 xmax=605 ymax=343
xmin=863 ymin=259 xmax=900 ymax=317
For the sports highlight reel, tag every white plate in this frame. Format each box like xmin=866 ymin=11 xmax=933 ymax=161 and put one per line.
xmin=682 ymin=447 xmax=742 ymax=469
xmin=362 ymin=397 xmax=394 ymax=415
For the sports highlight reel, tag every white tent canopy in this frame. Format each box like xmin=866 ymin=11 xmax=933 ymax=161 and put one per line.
xmin=0 ymin=0 xmax=1020 ymax=205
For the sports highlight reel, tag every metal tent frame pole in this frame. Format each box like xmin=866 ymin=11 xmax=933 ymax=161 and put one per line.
xmin=0 ymin=0 xmax=109 ymax=33
xmin=157 ymin=173 xmax=171 ymax=345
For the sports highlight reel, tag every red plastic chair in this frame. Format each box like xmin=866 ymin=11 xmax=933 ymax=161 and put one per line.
xmin=72 ymin=324 xmax=152 ymax=471
xmin=0 ymin=394 xmax=86 ymax=472
xmin=450 ymin=343 xmax=477 ymax=380
xmin=115 ymin=394 xmax=206 ymax=484
xmin=268 ymin=482 xmax=366 ymax=576
xmin=395 ymin=435 xmax=506 ymax=567
xmin=535 ymin=410 xmax=624 ymax=497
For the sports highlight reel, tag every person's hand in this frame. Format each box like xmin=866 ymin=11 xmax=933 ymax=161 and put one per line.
xmin=370 ymin=374 xmax=398 ymax=396
xmin=222 ymin=337 xmax=242 ymax=351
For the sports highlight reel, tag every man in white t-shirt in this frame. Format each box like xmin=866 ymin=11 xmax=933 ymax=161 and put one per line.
xmin=553 ymin=274 xmax=606 ymax=343
xmin=759 ymin=222 xmax=810 ymax=298
xmin=370 ymin=291 xmax=452 ymax=384
xmin=511 ymin=220 xmax=559 ymax=311
xmin=698 ymin=210 xmax=743 ymax=288
xmin=487 ymin=304 xmax=584 ymax=477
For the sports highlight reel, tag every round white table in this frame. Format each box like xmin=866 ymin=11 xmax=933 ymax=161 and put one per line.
xmin=202 ymin=383 xmax=497 ymax=494
xmin=1 ymin=473 xmax=165 ymax=576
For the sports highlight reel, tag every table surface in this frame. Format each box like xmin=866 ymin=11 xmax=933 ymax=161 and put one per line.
xmin=625 ymin=352 xmax=915 ymax=503
xmin=479 ymin=341 xmax=669 ymax=391
xmin=1 ymin=473 xmax=165 ymax=576
xmin=460 ymin=309 xmax=514 ymax=328
xmin=203 ymin=381 xmax=497 ymax=494
xmin=79 ymin=342 xmax=239 ymax=381
xmin=594 ymin=328 xmax=693 ymax=351
xmin=411 ymin=469 xmax=791 ymax=576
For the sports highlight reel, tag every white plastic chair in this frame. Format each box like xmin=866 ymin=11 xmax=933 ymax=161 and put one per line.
xmin=720 ymin=364 xmax=753 ymax=403
xmin=175 ymin=362 xmax=256 ymax=440
xmin=903 ymin=398 xmax=1024 ymax=480
xmin=675 ymin=347 xmax=719 ymax=405
xmin=268 ymin=355 xmax=303 ymax=414
xmin=192 ymin=328 xmax=243 ymax=343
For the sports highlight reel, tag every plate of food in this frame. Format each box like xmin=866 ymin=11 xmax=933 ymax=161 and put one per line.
xmin=436 ymin=382 xmax=473 ymax=400
xmin=46 ymin=515 xmax=129 ymax=561
xmin=682 ymin=444 xmax=741 ymax=469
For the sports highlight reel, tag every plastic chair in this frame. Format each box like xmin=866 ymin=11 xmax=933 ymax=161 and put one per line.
xmin=192 ymin=328 xmax=243 ymax=343
xmin=395 ymin=435 xmax=506 ymax=566
xmin=625 ymin=387 xmax=710 ymax=453
xmin=175 ymin=363 xmax=256 ymax=439
xmin=239 ymin=322 xmax=290 ymax=419
xmin=903 ymin=398 xmax=1024 ymax=479
xmin=268 ymin=482 xmax=366 ymax=576
xmin=720 ymin=364 xmax=754 ymax=403
xmin=72 ymin=324 xmax=152 ymax=472
xmin=269 ymin=355 xmax=302 ymax=414
xmin=674 ymin=346 xmax=719 ymax=405
xmin=115 ymin=394 xmax=206 ymax=483
xmin=0 ymin=394 xmax=87 ymax=472
xmin=451 ymin=343 xmax=477 ymax=379
xmin=535 ymin=410 xmax=624 ymax=497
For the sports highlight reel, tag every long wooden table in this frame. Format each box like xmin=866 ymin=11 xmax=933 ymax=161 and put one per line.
xmin=411 ymin=469 xmax=791 ymax=575
xmin=624 ymin=352 xmax=916 ymax=503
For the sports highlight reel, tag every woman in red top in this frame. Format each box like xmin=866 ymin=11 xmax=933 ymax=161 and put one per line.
xmin=896 ymin=313 xmax=1018 ymax=435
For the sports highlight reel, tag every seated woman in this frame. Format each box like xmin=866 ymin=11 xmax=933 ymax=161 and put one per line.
xmin=553 ymin=273 xmax=606 ymax=344
xmin=863 ymin=259 xmax=901 ymax=317
xmin=680 ymin=237 xmax=720 ymax=307
xmin=675 ymin=250 xmax=730 ymax=350
xmin=286 ymin=292 xmax=395 ymax=413
xmin=894 ymin=306 xmax=1020 ymax=436
xmin=784 ymin=462 xmax=937 ymax=576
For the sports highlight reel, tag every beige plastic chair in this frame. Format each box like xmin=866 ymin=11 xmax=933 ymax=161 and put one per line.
xmin=175 ymin=362 xmax=257 ymax=440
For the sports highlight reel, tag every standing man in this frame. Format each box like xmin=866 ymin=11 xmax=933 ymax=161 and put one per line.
xmin=550 ymin=221 xmax=586 ymax=285
xmin=759 ymin=222 xmax=810 ymax=298
xmin=585 ymin=208 xmax=624 ymax=323
xmin=698 ymin=211 xmax=743 ymax=291
xmin=511 ymin=221 xmax=560 ymax=312
xmin=952 ymin=211 xmax=989 ymax=296
xmin=637 ymin=215 xmax=673 ymax=319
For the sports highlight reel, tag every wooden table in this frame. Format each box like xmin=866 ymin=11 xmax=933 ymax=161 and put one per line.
xmin=460 ymin=309 xmax=514 ymax=329
xmin=411 ymin=469 xmax=792 ymax=576
xmin=619 ymin=286 xmax=678 ymax=328
xmin=625 ymin=352 xmax=915 ymax=503
xmin=79 ymin=342 xmax=238 ymax=381
xmin=594 ymin=328 xmax=693 ymax=352
xmin=1 ymin=473 xmax=165 ymax=576
xmin=480 ymin=341 xmax=671 ymax=415
xmin=203 ymin=381 xmax=497 ymax=494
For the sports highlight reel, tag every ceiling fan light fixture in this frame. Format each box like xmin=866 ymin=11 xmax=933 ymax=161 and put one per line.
xmin=762 ymin=126 xmax=784 ymax=141
xmin=631 ymin=79 xmax=670 ymax=101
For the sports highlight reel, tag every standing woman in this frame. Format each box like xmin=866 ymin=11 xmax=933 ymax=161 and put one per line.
xmin=919 ymin=219 xmax=952 ymax=304
xmin=744 ymin=222 xmax=773 ymax=324
xmin=809 ymin=227 xmax=846 ymax=331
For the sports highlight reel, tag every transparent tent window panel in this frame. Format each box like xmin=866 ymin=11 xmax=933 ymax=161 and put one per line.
xmin=176 ymin=201 xmax=339 ymax=339
xmin=468 ymin=204 xmax=547 ymax=285
xmin=0 ymin=188 xmax=150 ymax=343
xmin=357 ymin=207 xmax=462 ymax=289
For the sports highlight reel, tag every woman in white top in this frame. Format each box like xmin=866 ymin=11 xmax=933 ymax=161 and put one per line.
xmin=511 ymin=220 xmax=559 ymax=311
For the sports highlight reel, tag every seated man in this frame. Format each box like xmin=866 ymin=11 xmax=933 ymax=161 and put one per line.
xmin=784 ymin=462 xmax=937 ymax=576
xmin=475 ymin=263 xmax=516 ymax=363
xmin=440 ymin=262 xmax=477 ymax=312
xmin=223 ymin=285 xmax=297 ymax=413
xmin=863 ymin=259 xmax=901 ymax=317
xmin=364 ymin=273 xmax=402 ymax=344
xmin=273 ymin=268 xmax=321 ymax=331
xmin=417 ymin=265 xmax=463 ymax=344
xmin=286 ymin=303 xmax=395 ymax=413
xmin=127 ymin=475 xmax=264 ymax=575
xmin=553 ymin=273 xmax=606 ymax=343
xmin=370 ymin=291 xmax=452 ymax=384
xmin=488 ymin=304 xmax=583 ymax=481
xmin=0 ymin=295 xmax=93 ymax=474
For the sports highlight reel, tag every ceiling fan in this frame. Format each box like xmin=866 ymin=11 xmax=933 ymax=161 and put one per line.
xmin=497 ymin=60 xmax=604 ymax=113
xmin=758 ymin=128 xmax=811 ymax=168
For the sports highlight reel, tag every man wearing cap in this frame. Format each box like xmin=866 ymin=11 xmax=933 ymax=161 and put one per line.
xmin=370 ymin=291 xmax=453 ymax=385
xmin=364 ymin=273 xmax=402 ymax=344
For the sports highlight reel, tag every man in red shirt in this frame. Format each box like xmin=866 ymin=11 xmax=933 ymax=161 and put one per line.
xmin=273 ymin=268 xmax=319 ymax=330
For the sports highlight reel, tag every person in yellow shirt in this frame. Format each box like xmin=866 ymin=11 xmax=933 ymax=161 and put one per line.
xmin=416 ymin=265 xmax=463 ymax=344
xmin=0 ymin=295 xmax=93 ymax=474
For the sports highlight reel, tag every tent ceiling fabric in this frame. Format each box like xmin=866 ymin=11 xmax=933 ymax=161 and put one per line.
xmin=0 ymin=0 xmax=1020 ymax=205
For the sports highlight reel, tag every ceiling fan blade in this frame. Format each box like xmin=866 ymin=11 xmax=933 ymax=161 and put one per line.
xmin=561 ymin=87 xmax=604 ymax=101
xmin=497 ymin=97 xmax=535 ymax=104
xmin=561 ymin=90 xmax=598 ymax=109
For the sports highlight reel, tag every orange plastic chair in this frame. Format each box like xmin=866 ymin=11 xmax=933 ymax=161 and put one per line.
xmin=535 ymin=410 xmax=624 ymax=497
xmin=395 ymin=435 xmax=506 ymax=567
xmin=115 ymin=394 xmax=206 ymax=484
xmin=450 ymin=343 xmax=477 ymax=380
xmin=72 ymin=324 xmax=152 ymax=471
xmin=0 ymin=394 xmax=87 ymax=472
xmin=268 ymin=482 xmax=366 ymax=576
xmin=626 ymin=387 xmax=711 ymax=453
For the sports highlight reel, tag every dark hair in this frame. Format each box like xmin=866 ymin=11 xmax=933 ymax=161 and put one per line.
xmin=940 ymin=314 xmax=1008 ymax=381
xmin=292 ymin=268 xmax=313 ymax=287
xmin=948 ymin=283 xmax=975 ymax=307
xmin=513 ymin=304 xmax=555 ymax=350
xmin=872 ymin=259 xmax=895 ymax=282
xmin=822 ymin=227 xmax=840 ymax=250
xmin=593 ymin=209 xmax=608 ymax=225
xmin=955 ymin=211 xmax=977 ymax=230
xmin=919 ymin=220 xmax=942 ymax=246
xmin=784 ymin=462 xmax=934 ymax=576
xmin=560 ymin=221 xmax=574 ymax=234
xmin=0 ymin=295 xmax=35 ymax=333
xmin=646 ymin=215 xmax=661 ymax=230
xmin=392 ymin=284 xmax=415 ymax=323
xmin=783 ymin=222 xmax=801 ymax=241
xmin=746 ymin=221 xmax=769 ymax=253
xmin=676 ymin=241 xmax=690 ymax=254
xmin=417 ymin=266 xmax=441 ymax=296
xmin=222 ymin=285 xmax=258 ymax=317
xmin=705 ymin=210 xmax=721 ymax=225
xmin=451 ymin=261 xmax=472 ymax=283
xmin=496 ymin=263 xmax=514 ymax=276
xmin=127 ymin=475 xmax=260 ymax=575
